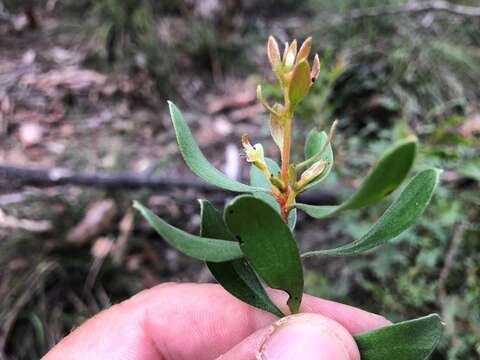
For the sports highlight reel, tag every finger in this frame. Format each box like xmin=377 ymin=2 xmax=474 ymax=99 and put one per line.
xmin=43 ymin=283 xmax=389 ymax=360
xmin=143 ymin=283 xmax=388 ymax=359
xmin=269 ymin=288 xmax=389 ymax=334
xmin=219 ymin=313 xmax=360 ymax=360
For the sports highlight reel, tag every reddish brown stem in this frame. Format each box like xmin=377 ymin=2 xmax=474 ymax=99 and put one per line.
xmin=279 ymin=118 xmax=292 ymax=223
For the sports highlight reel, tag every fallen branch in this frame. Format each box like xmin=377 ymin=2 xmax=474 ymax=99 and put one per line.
xmin=328 ymin=0 xmax=480 ymax=24
xmin=0 ymin=163 xmax=338 ymax=204
xmin=0 ymin=163 xmax=215 ymax=191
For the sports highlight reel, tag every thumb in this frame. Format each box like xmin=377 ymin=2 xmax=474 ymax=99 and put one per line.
xmin=218 ymin=313 xmax=360 ymax=360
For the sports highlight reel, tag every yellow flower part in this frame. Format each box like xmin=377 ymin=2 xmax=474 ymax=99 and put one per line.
xmin=242 ymin=135 xmax=265 ymax=164
xmin=297 ymin=160 xmax=327 ymax=189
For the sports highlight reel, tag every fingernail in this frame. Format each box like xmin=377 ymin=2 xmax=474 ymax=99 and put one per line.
xmin=259 ymin=317 xmax=352 ymax=360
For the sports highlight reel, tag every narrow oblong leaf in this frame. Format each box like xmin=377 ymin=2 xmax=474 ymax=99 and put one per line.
xmin=288 ymin=60 xmax=311 ymax=106
xmin=168 ymin=101 xmax=265 ymax=193
xmin=296 ymin=138 xmax=417 ymax=218
xmin=250 ymin=158 xmax=297 ymax=230
xmin=355 ymin=314 xmax=444 ymax=360
xmin=302 ymin=130 xmax=334 ymax=190
xmin=302 ymin=168 xmax=441 ymax=257
xmin=287 ymin=208 xmax=297 ymax=232
xmin=295 ymin=204 xmax=338 ymax=219
xmin=304 ymin=129 xmax=327 ymax=159
xmin=133 ymin=201 xmax=242 ymax=262
xmin=201 ymin=200 xmax=284 ymax=318
xmin=340 ymin=137 xmax=418 ymax=210
xmin=225 ymin=195 xmax=304 ymax=314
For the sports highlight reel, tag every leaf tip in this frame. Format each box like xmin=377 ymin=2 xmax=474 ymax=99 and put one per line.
xmin=434 ymin=168 xmax=444 ymax=175
xmin=197 ymin=199 xmax=211 ymax=213
xmin=425 ymin=167 xmax=443 ymax=185
xmin=167 ymin=100 xmax=180 ymax=117
xmin=404 ymin=136 xmax=418 ymax=147
xmin=132 ymin=200 xmax=143 ymax=211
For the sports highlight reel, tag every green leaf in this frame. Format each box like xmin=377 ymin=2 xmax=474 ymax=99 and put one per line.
xmin=296 ymin=138 xmax=418 ymax=218
xmin=295 ymin=204 xmax=338 ymax=219
xmin=294 ymin=203 xmax=338 ymax=219
xmin=304 ymin=130 xmax=327 ymax=159
xmin=302 ymin=168 xmax=440 ymax=257
xmin=133 ymin=201 xmax=242 ymax=262
xmin=225 ymin=195 xmax=304 ymax=314
xmin=168 ymin=101 xmax=265 ymax=193
xmin=459 ymin=158 xmax=480 ymax=181
xmin=201 ymin=200 xmax=284 ymax=318
xmin=289 ymin=60 xmax=311 ymax=106
xmin=340 ymin=137 xmax=417 ymax=209
xmin=250 ymin=158 xmax=297 ymax=230
xmin=355 ymin=314 xmax=444 ymax=360
xmin=302 ymin=130 xmax=334 ymax=191
xmin=287 ymin=208 xmax=297 ymax=232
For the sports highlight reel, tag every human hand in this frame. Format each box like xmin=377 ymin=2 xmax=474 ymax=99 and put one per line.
xmin=42 ymin=283 xmax=390 ymax=360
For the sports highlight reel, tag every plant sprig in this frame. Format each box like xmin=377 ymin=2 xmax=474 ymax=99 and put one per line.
xmin=135 ymin=36 xmax=444 ymax=359
xmin=249 ymin=36 xmax=325 ymax=221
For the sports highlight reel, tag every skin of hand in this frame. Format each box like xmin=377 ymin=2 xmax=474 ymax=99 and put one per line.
xmin=42 ymin=283 xmax=390 ymax=360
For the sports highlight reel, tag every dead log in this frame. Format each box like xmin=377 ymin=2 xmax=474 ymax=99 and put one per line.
xmin=328 ymin=0 xmax=480 ymax=24
xmin=0 ymin=163 xmax=339 ymax=204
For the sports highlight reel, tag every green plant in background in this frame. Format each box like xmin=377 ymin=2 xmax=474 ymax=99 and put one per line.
xmin=91 ymin=0 xmax=155 ymax=64
xmin=135 ymin=36 xmax=444 ymax=359
xmin=85 ymin=0 xmax=178 ymax=95
xmin=305 ymin=0 xmax=480 ymax=130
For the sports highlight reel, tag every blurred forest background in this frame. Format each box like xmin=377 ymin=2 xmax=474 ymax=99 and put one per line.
xmin=0 ymin=0 xmax=479 ymax=359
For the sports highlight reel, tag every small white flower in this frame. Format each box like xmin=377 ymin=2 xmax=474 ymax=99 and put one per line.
xmin=242 ymin=135 xmax=265 ymax=163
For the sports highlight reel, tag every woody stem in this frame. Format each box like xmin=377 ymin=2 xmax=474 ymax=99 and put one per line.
xmin=280 ymin=116 xmax=292 ymax=222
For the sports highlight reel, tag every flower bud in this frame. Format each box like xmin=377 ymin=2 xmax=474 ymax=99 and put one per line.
xmin=311 ymin=54 xmax=321 ymax=82
xmin=256 ymin=84 xmax=263 ymax=101
xmin=296 ymin=36 xmax=312 ymax=64
xmin=258 ymin=85 xmax=283 ymax=117
xmin=283 ymin=40 xmax=297 ymax=69
xmin=267 ymin=36 xmax=281 ymax=69
xmin=282 ymin=42 xmax=289 ymax=64
xmin=242 ymin=135 xmax=267 ymax=170
xmin=297 ymin=160 xmax=327 ymax=189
